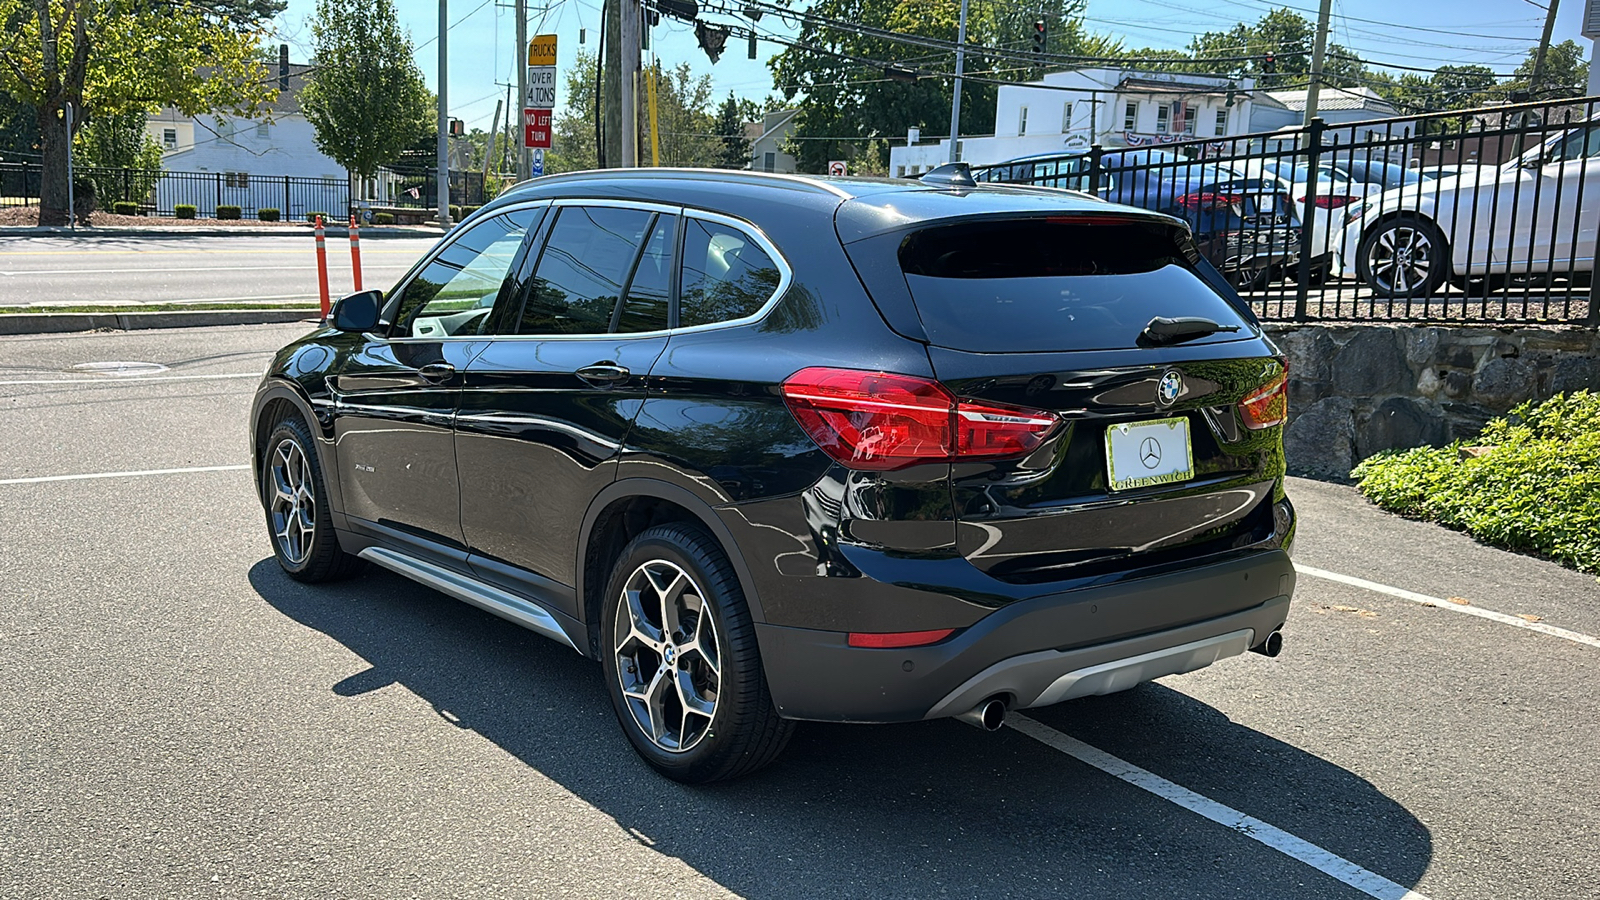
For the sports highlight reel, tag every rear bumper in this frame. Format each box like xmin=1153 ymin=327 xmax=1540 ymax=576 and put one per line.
xmin=755 ymin=550 xmax=1295 ymax=723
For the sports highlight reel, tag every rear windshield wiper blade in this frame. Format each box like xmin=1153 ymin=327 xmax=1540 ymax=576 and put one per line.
xmin=1140 ymin=316 xmax=1241 ymax=346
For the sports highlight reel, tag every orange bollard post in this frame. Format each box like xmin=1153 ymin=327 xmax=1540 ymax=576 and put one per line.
xmin=314 ymin=215 xmax=332 ymax=321
xmin=349 ymin=213 xmax=363 ymax=292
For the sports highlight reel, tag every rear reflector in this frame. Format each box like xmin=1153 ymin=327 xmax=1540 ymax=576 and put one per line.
xmin=847 ymin=628 xmax=956 ymax=648
xmin=1240 ymin=368 xmax=1288 ymax=429
xmin=781 ymin=367 xmax=1059 ymax=470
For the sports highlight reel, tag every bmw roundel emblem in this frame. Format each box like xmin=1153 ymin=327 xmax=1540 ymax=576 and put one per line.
xmin=1157 ymin=371 xmax=1183 ymax=406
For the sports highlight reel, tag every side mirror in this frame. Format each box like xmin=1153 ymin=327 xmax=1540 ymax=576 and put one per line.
xmin=331 ymin=290 xmax=382 ymax=333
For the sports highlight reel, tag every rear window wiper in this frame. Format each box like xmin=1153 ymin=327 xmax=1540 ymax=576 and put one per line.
xmin=1140 ymin=316 xmax=1241 ymax=346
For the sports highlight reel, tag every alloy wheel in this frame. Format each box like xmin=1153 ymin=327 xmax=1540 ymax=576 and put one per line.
xmin=613 ymin=559 xmax=721 ymax=753
xmin=268 ymin=438 xmax=316 ymax=566
xmin=1367 ymin=224 xmax=1433 ymax=295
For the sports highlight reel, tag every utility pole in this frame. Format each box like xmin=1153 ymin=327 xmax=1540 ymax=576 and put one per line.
xmin=946 ymin=0 xmax=969 ymax=163
xmin=516 ymin=0 xmax=530 ymax=179
xmin=485 ymin=96 xmax=503 ymax=186
xmin=1303 ymin=0 xmax=1332 ymax=126
xmin=603 ymin=0 xmax=621 ymax=166
xmin=437 ymin=0 xmax=451 ymax=228
xmin=1531 ymin=0 xmax=1562 ymax=100
xmin=619 ymin=0 xmax=639 ymax=166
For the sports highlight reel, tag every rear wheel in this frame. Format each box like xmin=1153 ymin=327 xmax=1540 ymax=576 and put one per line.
xmin=1357 ymin=215 xmax=1448 ymax=298
xmin=261 ymin=417 xmax=364 ymax=582
xmin=600 ymin=523 xmax=793 ymax=783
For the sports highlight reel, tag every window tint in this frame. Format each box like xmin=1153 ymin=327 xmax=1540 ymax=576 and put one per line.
xmin=897 ymin=219 xmax=1252 ymax=353
xmin=616 ymin=214 xmax=675 ymax=333
xmin=519 ymin=206 xmax=652 ymax=334
xmin=1547 ymin=126 xmax=1600 ymax=163
xmin=678 ymin=218 xmax=781 ymax=327
xmin=391 ymin=208 xmax=536 ymax=338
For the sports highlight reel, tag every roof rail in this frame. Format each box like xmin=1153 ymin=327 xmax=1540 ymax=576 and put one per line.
xmin=919 ymin=162 xmax=977 ymax=189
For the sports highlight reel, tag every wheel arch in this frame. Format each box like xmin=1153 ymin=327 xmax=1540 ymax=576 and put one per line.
xmin=576 ymin=478 xmax=765 ymax=659
xmin=251 ymin=379 xmax=339 ymax=513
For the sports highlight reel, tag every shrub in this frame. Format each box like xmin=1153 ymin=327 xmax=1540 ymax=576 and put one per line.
xmin=112 ymin=201 xmax=139 ymax=216
xmin=306 ymin=211 xmax=329 ymax=224
xmin=449 ymin=204 xmax=462 ymax=221
xmin=462 ymin=205 xmax=479 ymax=217
xmin=1353 ymin=391 xmax=1600 ymax=574
xmin=257 ymin=208 xmax=280 ymax=222
xmin=216 ymin=205 xmax=242 ymax=220
xmin=174 ymin=204 xmax=197 ymax=219
xmin=373 ymin=212 xmax=395 ymax=225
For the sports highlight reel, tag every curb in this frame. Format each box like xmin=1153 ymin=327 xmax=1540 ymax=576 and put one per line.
xmin=0 ymin=308 xmax=322 ymax=335
xmin=0 ymin=225 xmax=444 ymax=239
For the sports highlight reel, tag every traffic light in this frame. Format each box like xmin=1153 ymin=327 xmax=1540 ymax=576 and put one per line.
xmin=1031 ymin=20 xmax=1047 ymax=57
xmin=1262 ymin=52 xmax=1277 ymax=74
xmin=448 ymin=118 xmax=464 ymax=138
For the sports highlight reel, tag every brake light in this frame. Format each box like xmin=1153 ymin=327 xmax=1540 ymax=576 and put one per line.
xmin=1296 ymin=194 xmax=1359 ymax=209
xmin=1177 ymin=192 xmax=1243 ymax=211
xmin=1240 ymin=368 xmax=1288 ymax=429
xmin=848 ymin=628 xmax=957 ymax=648
xmin=780 ymin=367 xmax=1060 ymax=470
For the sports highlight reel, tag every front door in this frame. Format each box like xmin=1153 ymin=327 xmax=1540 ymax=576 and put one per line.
xmin=332 ymin=205 xmax=543 ymax=554
xmin=456 ymin=204 xmax=676 ymax=601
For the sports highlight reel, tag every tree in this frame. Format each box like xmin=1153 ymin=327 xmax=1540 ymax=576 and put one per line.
xmin=0 ymin=0 xmax=276 ymax=224
xmin=0 ymin=90 xmax=34 ymax=160
xmin=1187 ymin=9 xmax=1364 ymax=89
xmin=75 ymin=109 xmax=164 ymax=208
xmin=713 ymin=93 xmax=750 ymax=169
xmin=1509 ymin=39 xmax=1589 ymax=100
xmin=299 ymin=0 xmax=432 ymax=193
xmin=549 ymin=51 xmax=725 ymax=172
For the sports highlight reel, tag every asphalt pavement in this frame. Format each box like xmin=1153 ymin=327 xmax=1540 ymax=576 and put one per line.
xmin=0 ymin=235 xmax=438 ymax=307
xmin=2 ymin=324 xmax=1598 ymax=899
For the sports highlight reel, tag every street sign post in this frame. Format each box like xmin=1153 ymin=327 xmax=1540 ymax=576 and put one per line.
xmin=524 ymin=34 xmax=557 ymax=152
xmin=828 ymin=160 xmax=847 ymax=176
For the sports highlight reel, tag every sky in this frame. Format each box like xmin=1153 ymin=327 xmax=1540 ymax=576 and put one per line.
xmin=266 ymin=0 xmax=1594 ymax=136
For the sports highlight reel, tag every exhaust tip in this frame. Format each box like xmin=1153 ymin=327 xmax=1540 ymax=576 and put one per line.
xmin=1251 ymin=630 xmax=1284 ymax=658
xmin=954 ymin=698 xmax=1007 ymax=732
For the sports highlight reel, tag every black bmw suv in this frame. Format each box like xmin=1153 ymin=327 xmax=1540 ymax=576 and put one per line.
xmin=251 ymin=166 xmax=1296 ymax=783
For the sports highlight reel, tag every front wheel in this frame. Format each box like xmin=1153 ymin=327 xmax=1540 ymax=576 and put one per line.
xmin=260 ymin=417 xmax=365 ymax=582
xmin=600 ymin=523 xmax=793 ymax=783
xmin=1357 ymin=215 xmax=1448 ymax=299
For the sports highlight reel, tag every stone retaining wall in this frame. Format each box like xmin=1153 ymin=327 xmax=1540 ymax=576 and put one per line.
xmin=1263 ymin=323 xmax=1600 ymax=479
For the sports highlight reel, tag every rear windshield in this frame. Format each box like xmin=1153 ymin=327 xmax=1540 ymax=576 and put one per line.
xmin=898 ymin=218 xmax=1253 ymax=353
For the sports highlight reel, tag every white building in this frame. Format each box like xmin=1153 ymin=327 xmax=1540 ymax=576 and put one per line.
xmin=144 ymin=63 xmax=348 ymax=218
xmin=1248 ymin=85 xmax=1403 ymax=134
xmin=890 ymin=68 xmax=1256 ymax=176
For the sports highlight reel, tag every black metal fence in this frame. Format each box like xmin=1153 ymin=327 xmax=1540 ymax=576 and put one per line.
xmin=975 ymin=95 xmax=1600 ymax=327
xmin=1 ymin=162 xmax=489 ymax=220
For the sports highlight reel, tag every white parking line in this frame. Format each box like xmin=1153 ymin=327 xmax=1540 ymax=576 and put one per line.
xmin=1009 ymin=716 xmax=1431 ymax=900
xmin=1297 ymin=565 xmax=1600 ymax=651
xmin=0 ymin=464 xmax=249 ymax=485
xmin=0 ymin=372 xmax=264 ymax=386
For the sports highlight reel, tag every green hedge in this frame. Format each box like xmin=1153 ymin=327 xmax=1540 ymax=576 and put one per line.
xmin=174 ymin=204 xmax=196 ymax=219
xmin=257 ymin=208 xmax=280 ymax=222
xmin=306 ymin=211 xmax=329 ymax=224
xmin=449 ymin=204 xmax=462 ymax=221
xmin=1353 ymin=391 xmax=1600 ymax=574
xmin=111 ymin=201 xmax=139 ymax=216
xmin=216 ymin=205 xmax=242 ymax=220
xmin=373 ymin=212 xmax=395 ymax=225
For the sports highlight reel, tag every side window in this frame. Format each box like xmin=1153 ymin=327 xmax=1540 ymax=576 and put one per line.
xmin=519 ymin=206 xmax=652 ymax=335
xmin=1548 ymin=126 xmax=1600 ymax=163
xmin=678 ymin=218 xmax=782 ymax=328
xmin=390 ymin=209 xmax=536 ymax=338
xmin=616 ymin=214 xmax=675 ymax=333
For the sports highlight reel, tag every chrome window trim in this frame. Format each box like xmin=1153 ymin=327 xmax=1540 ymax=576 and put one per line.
xmin=383 ymin=198 xmax=795 ymax=343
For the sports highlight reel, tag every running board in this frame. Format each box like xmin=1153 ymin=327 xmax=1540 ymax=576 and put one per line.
xmin=358 ymin=547 xmax=581 ymax=653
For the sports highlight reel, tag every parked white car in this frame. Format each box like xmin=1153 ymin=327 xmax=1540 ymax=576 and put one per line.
xmin=1235 ymin=159 xmax=1380 ymax=275
xmin=1338 ymin=126 xmax=1600 ymax=297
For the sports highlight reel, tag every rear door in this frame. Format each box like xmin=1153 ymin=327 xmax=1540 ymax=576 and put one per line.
xmin=872 ymin=215 xmax=1288 ymax=584
xmin=455 ymin=202 xmax=675 ymax=602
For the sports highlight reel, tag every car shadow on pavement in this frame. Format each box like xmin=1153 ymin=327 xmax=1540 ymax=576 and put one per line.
xmin=250 ymin=560 xmax=1431 ymax=899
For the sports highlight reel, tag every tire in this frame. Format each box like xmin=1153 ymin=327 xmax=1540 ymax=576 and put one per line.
xmin=1356 ymin=215 xmax=1448 ymax=299
xmin=260 ymin=416 xmax=365 ymax=583
xmin=600 ymin=523 xmax=794 ymax=783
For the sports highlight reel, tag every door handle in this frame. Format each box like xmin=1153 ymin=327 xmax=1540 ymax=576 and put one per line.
xmin=576 ymin=363 xmax=630 ymax=385
xmin=417 ymin=362 xmax=457 ymax=383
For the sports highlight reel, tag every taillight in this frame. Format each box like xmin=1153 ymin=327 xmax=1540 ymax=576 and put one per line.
xmin=1177 ymin=192 xmax=1243 ymax=211
xmin=1296 ymin=194 xmax=1359 ymax=209
xmin=1240 ymin=368 xmax=1288 ymax=429
xmin=780 ymin=367 xmax=1060 ymax=470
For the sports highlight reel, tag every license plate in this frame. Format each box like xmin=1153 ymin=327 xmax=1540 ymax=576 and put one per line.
xmin=1105 ymin=417 xmax=1194 ymax=491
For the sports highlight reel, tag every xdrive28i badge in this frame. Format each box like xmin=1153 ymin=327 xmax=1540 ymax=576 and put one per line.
xmin=1157 ymin=370 xmax=1183 ymax=407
